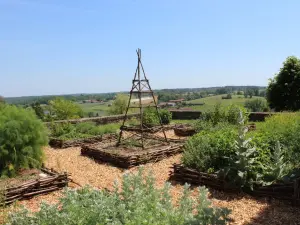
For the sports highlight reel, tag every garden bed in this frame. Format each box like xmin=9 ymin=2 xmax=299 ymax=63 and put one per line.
xmin=81 ymin=143 xmax=183 ymax=168
xmin=170 ymin=164 xmax=300 ymax=206
xmin=0 ymin=168 xmax=68 ymax=205
xmin=49 ymin=133 xmax=118 ymax=148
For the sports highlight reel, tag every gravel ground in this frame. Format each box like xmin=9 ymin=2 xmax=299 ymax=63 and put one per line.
xmin=1 ymin=146 xmax=300 ymax=225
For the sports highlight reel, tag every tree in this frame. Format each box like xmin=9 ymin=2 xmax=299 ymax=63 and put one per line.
xmin=0 ymin=105 xmax=48 ymax=177
xmin=109 ymin=94 xmax=129 ymax=115
xmin=267 ymin=56 xmax=300 ymax=111
xmin=49 ymin=98 xmax=83 ymax=120
xmin=31 ymin=102 xmax=44 ymax=120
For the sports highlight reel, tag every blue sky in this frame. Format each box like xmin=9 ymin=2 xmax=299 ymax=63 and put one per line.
xmin=1 ymin=0 xmax=300 ymax=97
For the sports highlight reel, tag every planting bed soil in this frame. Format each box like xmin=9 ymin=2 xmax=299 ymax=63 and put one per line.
xmin=81 ymin=142 xmax=183 ymax=168
xmin=49 ymin=133 xmax=118 ymax=148
xmin=173 ymin=124 xmax=196 ymax=136
xmin=0 ymin=168 xmax=68 ymax=205
xmin=170 ymin=164 xmax=300 ymax=206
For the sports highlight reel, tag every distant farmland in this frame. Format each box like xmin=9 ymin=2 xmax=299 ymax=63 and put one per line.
xmin=186 ymin=94 xmax=265 ymax=112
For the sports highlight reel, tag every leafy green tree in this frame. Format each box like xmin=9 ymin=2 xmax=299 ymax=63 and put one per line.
xmin=267 ymin=56 xmax=300 ymax=111
xmin=0 ymin=105 xmax=48 ymax=177
xmin=49 ymin=98 xmax=83 ymax=120
xmin=109 ymin=94 xmax=129 ymax=115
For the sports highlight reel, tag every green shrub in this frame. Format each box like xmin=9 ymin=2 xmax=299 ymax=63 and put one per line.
xmin=199 ymin=103 xmax=247 ymax=126
xmin=48 ymin=98 xmax=83 ymax=120
xmin=0 ymin=105 xmax=48 ymax=177
xmin=159 ymin=109 xmax=172 ymax=124
xmin=250 ymin=113 xmax=300 ymax=167
xmin=49 ymin=122 xmax=120 ymax=140
xmin=218 ymin=120 xmax=261 ymax=190
xmin=244 ymin=98 xmax=269 ymax=112
xmin=8 ymin=169 xmax=230 ymax=225
xmin=182 ymin=126 xmax=237 ymax=172
xmin=109 ymin=94 xmax=128 ymax=115
xmin=142 ymin=107 xmax=171 ymax=126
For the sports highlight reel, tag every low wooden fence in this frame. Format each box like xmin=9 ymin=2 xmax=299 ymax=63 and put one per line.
xmin=1 ymin=168 xmax=68 ymax=205
xmin=170 ymin=164 xmax=300 ymax=206
xmin=81 ymin=143 xmax=183 ymax=168
xmin=44 ymin=113 xmax=139 ymax=126
xmin=49 ymin=134 xmax=117 ymax=149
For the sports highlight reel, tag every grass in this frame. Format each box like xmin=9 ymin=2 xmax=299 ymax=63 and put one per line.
xmin=171 ymin=119 xmax=197 ymax=125
xmin=186 ymin=94 xmax=265 ymax=112
xmin=78 ymin=102 xmax=111 ymax=116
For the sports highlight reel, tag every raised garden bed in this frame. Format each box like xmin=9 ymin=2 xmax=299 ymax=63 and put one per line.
xmin=81 ymin=143 xmax=183 ymax=168
xmin=49 ymin=134 xmax=118 ymax=148
xmin=0 ymin=168 xmax=68 ymax=205
xmin=173 ymin=124 xmax=196 ymax=137
xmin=120 ymin=124 xmax=175 ymax=134
xmin=170 ymin=164 xmax=300 ymax=206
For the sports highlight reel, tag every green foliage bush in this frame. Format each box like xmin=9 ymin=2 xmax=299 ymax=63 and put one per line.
xmin=142 ymin=107 xmax=171 ymax=126
xmin=218 ymin=118 xmax=261 ymax=190
xmin=182 ymin=126 xmax=237 ymax=172
xmin=244 ymin=98 xmax=269 ymax=112
xmin=49 ymin=122 xmax=120 ymax=140
xmin=185 ymin=112 xmax=300 ymax=189
xmin=0 ymin=105 xmax=48 ymax=177
xmin=8 ymin=169 xmax=230 ymax=225
xmin=109 ymin=94 xmax=128 ymax=115
xmin=159 ymin=109 xmax=172 ymax=124
xmin=250 ymin=113 xmax=300 ymax=167
xmin=195 ymin=104 xmax=248 ymax=130
xmin=48 ymin=98 xmax=83 ymax=120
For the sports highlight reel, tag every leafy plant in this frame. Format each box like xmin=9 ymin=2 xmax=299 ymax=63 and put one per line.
xmin=142 ymin=107 xmax=171 ymax=127
xmin=8 ymin=169 xmax=230 ymax=225
xmin=262 ymin=141 xmax=291 ymax=184
xmin=49 ymin=122 xmax=120 ymax=140
xmin=244 ymin=98 xmax=269 ymax=112
xmin=48 ymin=98 xmax=83 ymax=120
xmin=217 ymin=112 xmax=260 ymax=190
xmin=0 ymin=105 xmax=48 ymax=177
xmin=199 ymin=103 xmax=248 ymax=126
xmin=251 ymin=112 xmax=300 ymax=167
xmin=182 ymin=126 xmax=237 ymax=172
xmin=109 ymin=94 xmax=129 ymax=115
xmin=159 ymin=109 xmax=172 ymax=124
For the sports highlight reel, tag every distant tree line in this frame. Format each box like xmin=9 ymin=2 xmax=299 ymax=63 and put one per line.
xmin=156 ymin=86 xmax=266 ymax=103
xmin=5 ymin=93 xmax=117 ymax=106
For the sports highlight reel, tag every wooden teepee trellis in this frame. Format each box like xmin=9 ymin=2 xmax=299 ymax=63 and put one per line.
xmin=117 ymin=49 xmax=168 ymax=148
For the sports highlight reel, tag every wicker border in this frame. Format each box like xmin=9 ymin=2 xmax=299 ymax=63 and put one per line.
xmin=81 ymin=143 xmax=183 ymax=168
xmin=49 ymin=134 xmax=118 ymax=149
xmin=170 ymin=164 xmax=300 ymax=206
xmin=1 ymin=168 xmax=69 ymax=205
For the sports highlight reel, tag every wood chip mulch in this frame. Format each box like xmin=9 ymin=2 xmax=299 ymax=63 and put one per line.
xmin=1 ymin=146 xmax=300 ymax=225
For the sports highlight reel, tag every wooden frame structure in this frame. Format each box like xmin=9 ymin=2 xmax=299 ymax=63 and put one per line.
xmin=117 ymin=49 xmax=168 ymax=148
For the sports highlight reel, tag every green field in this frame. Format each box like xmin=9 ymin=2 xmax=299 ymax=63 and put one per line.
xmin=186 ymin=94 xmax=265 ymax=112
xmin=78 ymin=102 xmax=111 ymax=116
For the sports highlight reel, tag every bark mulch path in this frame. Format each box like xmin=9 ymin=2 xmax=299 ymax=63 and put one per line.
xmin=1 ymin=146 xmax=300 ymax=225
